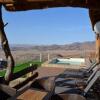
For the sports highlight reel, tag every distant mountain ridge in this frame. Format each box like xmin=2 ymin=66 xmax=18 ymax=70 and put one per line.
xmin=0 ymin=41 xmax=95 ymax=51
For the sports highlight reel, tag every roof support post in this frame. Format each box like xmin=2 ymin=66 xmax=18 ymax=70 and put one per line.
xmin=96 ymin=34 xmax=100 ymax=64
xmin=0 ymin=5 xmax=15 ymax=84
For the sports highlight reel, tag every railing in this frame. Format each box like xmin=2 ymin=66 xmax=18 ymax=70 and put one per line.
xmin=0 ymin=64 xmax=38 ymax=100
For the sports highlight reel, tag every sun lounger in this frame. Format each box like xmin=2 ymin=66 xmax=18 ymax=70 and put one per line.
xmin=59 ymin=61 xmax=98 ymax=78
xmin=55 ymin=65 xmax=100 ymax=92
xmin=42 ymin=67 xmax=100 ymax=100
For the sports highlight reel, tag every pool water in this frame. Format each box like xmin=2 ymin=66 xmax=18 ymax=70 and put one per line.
xmin=50 ymin=58 xmax=85 ymax=65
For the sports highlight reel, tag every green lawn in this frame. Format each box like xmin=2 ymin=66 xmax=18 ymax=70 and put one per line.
xmin=0 ymin=61 xmax=42 ymax=77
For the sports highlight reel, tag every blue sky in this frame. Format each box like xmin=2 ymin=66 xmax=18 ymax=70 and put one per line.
xmin=3 ymin=7 xmax=95 ymax=45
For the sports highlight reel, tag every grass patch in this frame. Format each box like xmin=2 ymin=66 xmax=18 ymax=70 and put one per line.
xmin=0 ymin=61 xmax=42 ymax=77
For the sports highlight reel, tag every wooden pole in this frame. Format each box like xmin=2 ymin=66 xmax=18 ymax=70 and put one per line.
xmin=2 ymin=0 xmax=100 ymax=11
xmin=0 ymin=5 xmax=15 ymax=84
xmin=48 ymin=53 xmax=50 ymax=62
xmin=96 ymin=34 xmax=100 ymax=63
xmin=40 ymin=53 xmax=42 ymax=62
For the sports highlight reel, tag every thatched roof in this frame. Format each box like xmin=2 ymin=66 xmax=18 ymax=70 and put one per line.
xmin=0 ymin=0 xmax=99 ymax=11
xmin=0 ymin=0 xmax=99 ymax=28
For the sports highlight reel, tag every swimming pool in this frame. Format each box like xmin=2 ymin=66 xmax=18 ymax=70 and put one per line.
xmin=50 ymin=58 xmax=85 ymax=65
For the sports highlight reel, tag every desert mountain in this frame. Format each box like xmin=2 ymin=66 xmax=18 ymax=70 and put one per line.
xmin=5 ymin=41 xmax=95 ymax=51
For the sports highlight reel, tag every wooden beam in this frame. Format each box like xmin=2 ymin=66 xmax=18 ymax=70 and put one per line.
xmin=11 ymin=64 xmax=38 ymax=81
xmin=96 ymin=34 xmax=100 ymax=63
xmin=0 ymin=0 xmax=54 ymax=4
xmin=0 ymin=84 xmax=16 ymax=96
xmin=1 ymin=0 xmax=100 ymax=11
xmin=0 ymin=5 xmax=15 ymax=84
xmin=8 ymin=72 xmax=38 ymax=99
xmin=13 ymin=72 xmax=38 ymax=89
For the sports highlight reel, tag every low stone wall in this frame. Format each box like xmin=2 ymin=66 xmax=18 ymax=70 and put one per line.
xmin=42 ymin=61 xmax=86 ymax=69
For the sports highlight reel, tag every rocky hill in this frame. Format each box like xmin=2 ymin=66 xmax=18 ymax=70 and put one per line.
xmin=0 ymin=41 xmax=95 ymax=64
xmin=8 ymin=41 xmax=95 ymax=51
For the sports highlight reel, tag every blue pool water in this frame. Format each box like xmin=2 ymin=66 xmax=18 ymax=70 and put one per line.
xmin=50 ymin=58 xmax=84 ymax=65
